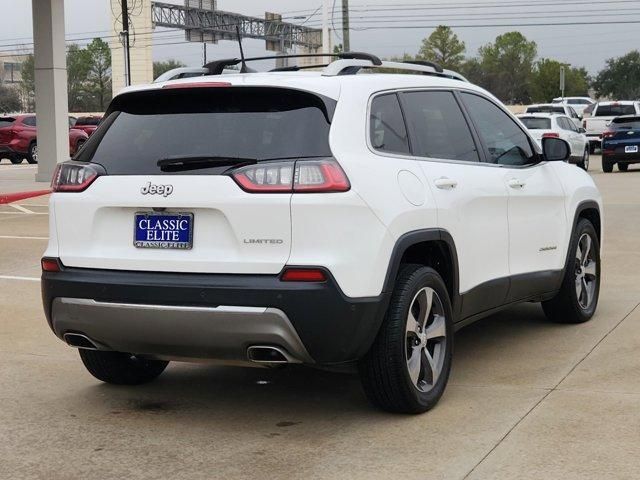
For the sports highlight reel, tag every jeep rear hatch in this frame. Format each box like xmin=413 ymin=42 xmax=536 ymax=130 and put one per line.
xmin=53 ymin=86 xmax=335 ymax=274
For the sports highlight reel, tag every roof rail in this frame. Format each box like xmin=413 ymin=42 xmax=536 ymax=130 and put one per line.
xmin=203 ymin=52 xmax=382 ymax=75
xmin=322 ymin=59 xmax=467 ymax=82
xmin=403 ymin=60 xmax=444 ymax=73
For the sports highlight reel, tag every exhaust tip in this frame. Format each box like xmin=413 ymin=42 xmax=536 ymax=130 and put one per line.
xmin=63 ymin=333 xmax=99 ymax=350
xmin=247 ymin=346 xmax=293 ymax=364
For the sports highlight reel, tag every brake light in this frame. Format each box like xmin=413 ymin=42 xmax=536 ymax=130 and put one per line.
xmin=51 ymin=162 xmax=101 ymax=192
xmin=602 ymin=149 xmax=615 ymax=156
xmin=281 ymin=268 xmax=327 ymax=282
xmin=542 ymin=132 xmax=560 ymax=139
xmin=231 ymin=158 xmax=350 ymax=193
xmin=602 ymin=130 xmax=616 ymax=139
xmin=41 ymin=257 xmax=62 ymax=272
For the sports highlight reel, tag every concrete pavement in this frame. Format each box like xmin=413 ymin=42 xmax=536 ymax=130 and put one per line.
xmin=0 ymin=157 xmax=639 ymax=479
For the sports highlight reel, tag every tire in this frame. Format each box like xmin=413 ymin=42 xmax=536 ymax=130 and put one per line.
xmin=602 ymin=159 xmax=613 ymax=173
xmin=577 ymin=147 xmax=589 ymax=171
xmin=618 ymin=163 xmax=629 ymax=172
xmin=542 ymin=218 xmax=600 ymax=324
xmin=75 ymin=139 xmax=86 ymax=155
xmin=589 ymin=143 xmax=597 ymax=154
xmin=78 ymin=349 xmax=168 ymax=385
xmin=10 ymin=157 xmax=23 ymax=165
xmin=359 ymin=265 xmax=454 ymax=414
xmin=26 ymin=142 xmax=37 ymax=164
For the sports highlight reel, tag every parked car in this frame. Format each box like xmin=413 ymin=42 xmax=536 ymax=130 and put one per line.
xmin=524 ymin=103 xmax=582 ymax=128
xmin=552 ymin=96 xmax=595 ymax=116
xmin=583 ymin=101 xmax=640 ymax=153
xmin=517 ymin=113 xmax=590 ymax=170
xmin=71 ymin=116 xmax=102 ymax=136
xmin=42 ymin=54 xmax=602 ymax=414
xmin=0 ymin=114 xmax=88 ymax=164
xmin=601 ymin=115 xmax=640 ymax=172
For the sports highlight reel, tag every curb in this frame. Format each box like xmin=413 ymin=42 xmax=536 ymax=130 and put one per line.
xmin=0 ymin=189 xmax=51 ymax=205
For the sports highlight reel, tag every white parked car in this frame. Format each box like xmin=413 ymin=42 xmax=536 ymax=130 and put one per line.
xmin=525 ymin=103 xmax=582 ymax=128
xmin=42 ymin=54 xmax=603 ymax=414
xmin=552 ymin=97 xmax=595 ymax=116
xmin=517 ymin=113 xmax=590 ymax=170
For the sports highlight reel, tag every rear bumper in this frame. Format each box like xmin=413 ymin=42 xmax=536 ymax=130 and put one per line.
xmin=42 ymin=267 xmax=390 ymax=365
xmin=602 ymin=153 xmax=640 ymax=163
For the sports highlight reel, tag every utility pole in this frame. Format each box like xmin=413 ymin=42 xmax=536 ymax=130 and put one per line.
xmin=120 ymin=0 xmax=131 ymax=86
xmin=203 ymin=43 xmax=207 ymax=64
xmin=322 ymin=0 xmax=330 ymax=58
xmin=559 ymin=66 xmax=566 ymax=99
xmin=341 ymin=0 xmax=350 ymax=52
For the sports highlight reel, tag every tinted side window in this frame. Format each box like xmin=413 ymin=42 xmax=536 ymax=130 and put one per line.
xmin=461 ymin=93 xmax=535 ymax=166
xmin=369 ymin=94 xmax=410 ymax=155
xmin=22 ymin=116 xmax=36 ymax=126
xmin=400 ymin=91 xmax=479 ymax=162
xmin=558 ymin=117 xmax=570 ymax=130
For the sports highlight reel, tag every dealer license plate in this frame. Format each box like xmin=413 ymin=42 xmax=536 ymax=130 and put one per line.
xmin=134 ymin=212 xmax=193 ymax=249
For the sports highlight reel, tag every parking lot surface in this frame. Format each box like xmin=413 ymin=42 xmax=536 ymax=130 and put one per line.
xmin=1 ymin=158 xmax=639 ymax=479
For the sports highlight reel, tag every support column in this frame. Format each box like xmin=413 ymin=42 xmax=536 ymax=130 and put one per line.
xmin=32 ymin=0 xmax=69 ymax=183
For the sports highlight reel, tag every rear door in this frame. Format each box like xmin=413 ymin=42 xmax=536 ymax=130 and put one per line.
xmin=399 ymin=89 xmax=511 ymax=316
xmin=54 ymin=86 xmax=335 ymax=274
xmin=459 ymin=92 xmax=567 ymax=295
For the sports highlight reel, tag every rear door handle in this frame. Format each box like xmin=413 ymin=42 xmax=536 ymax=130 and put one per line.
xmin=434 ymin=177 xmax=458 ymax=189
xmin=508 ymin=178 xmax=526 ymax=189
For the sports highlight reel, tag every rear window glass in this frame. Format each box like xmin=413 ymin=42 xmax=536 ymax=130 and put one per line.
xmin=0 ymin=118 xmax=15 ymax=128
xmin=526 ymin=106 xmax=564 ymax=114
xmin=595 ymin=104 xmax=636 ymax=116
xmin=519 ymin=117 xmax=551 ymax=130
xmin=77 ymin=87 xmax=335 ymax=175
xmin=611 ymin=118 xmax=640 ymax=129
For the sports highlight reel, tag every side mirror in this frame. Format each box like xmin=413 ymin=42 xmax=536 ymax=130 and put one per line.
xmin=542 ymin=137 xmax=571 ymax=161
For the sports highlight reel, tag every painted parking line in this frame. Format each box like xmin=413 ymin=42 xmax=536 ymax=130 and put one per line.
xmin=0 ymin=235 xmax=48 ymax=240
xmin=0 ymin=275 xmax=39 ymax=282
xmin=8 ymin=204 xmax=34 ymax=214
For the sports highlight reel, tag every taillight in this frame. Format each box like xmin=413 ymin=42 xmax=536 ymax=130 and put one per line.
xmin=542 ymin=132 xmax=560 ymax=139
xmin=281 ymin=267 xmax=327 ymax=282
xmin=51 ymin=162 xmax=102 ymax=192
xmin=602 ymin=130 xmax=616 ymax=139
xmin=41 ymin=257 xmax=62 ymax=272
xmin=230 ymin=158 xmax=350 ymax=193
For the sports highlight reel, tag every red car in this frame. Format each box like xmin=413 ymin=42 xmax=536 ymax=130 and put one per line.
xmin=0 ymin=114 xmax=89 ymax=164
xmin=71 ymin=115 xmax=102 ymax=136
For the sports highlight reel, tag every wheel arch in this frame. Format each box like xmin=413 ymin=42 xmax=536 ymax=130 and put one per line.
xmin=563 ymin=200 xmax=601 ymax=274
xmin=382 ymin=229 xmax=461 ymax=318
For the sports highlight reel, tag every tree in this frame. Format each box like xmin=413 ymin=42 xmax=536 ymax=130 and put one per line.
xmin=66 ymin=44 xmax=92 ymax=112
xmin=531 ymin=59 xmax=590 ymax=103
xmin=19 ymin=54 xmax=35 ymax=112
xmin=153 ymin=59 xmax=186 ymax=79
xmin=0 ymin=84 xmax=21 ymax=113
xmin=593 ymin=50 xmax=640 ymax=99
xmin=477 ymin=32 xmax=538 ymax=104
xmin=418 ymin=26 xmax=465 ymax=70
xmin=86 ymin=38 xmax=112 ymax=111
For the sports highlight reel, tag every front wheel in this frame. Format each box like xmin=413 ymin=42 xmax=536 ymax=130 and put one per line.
xmin=577 ymin=147 xmax=589 ymax=171
xmin=79 ymin=349 xmax=169 ymax=385
xmin=359 ymin=265 xmax=454 ymax=413
xmin=542 ymin=219 xmax=600 ymax=323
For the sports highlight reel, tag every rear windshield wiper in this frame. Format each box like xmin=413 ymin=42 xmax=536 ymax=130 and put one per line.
xmin=157 ymin=155 xmax=257 ymax=172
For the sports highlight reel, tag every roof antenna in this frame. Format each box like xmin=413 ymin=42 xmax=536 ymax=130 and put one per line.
xmin=235 ymin=25 xmax=252 ymax=73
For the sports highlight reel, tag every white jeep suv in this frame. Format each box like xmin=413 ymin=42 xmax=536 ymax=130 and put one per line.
xmin=42 ymin=54 xmax=602 ymax=414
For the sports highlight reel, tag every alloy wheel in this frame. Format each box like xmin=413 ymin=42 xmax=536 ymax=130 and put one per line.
xmin=575 ymin=233 xmax=597 ymax=309
xmin=31 ymin=144 xmax=38 ymax=163
xmin=405 ymin=287 xmax=447 ymax=393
